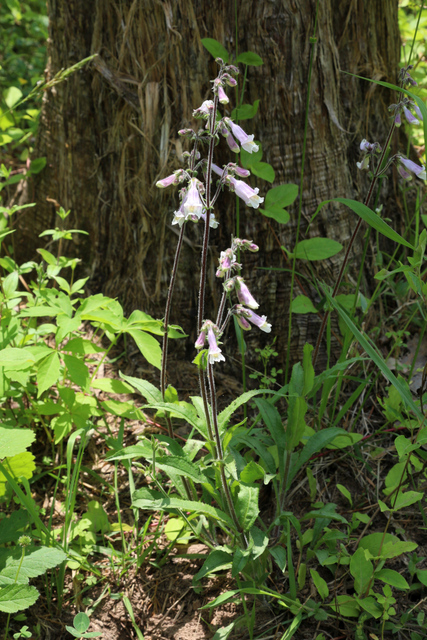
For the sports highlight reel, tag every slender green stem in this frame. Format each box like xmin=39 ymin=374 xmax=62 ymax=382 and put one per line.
xmin=285 ymin=1 xmax=320 ymax=383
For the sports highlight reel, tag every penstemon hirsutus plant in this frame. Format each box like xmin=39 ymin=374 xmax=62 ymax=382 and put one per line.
xmin=156 ymin=58 xmax=272 ymax=537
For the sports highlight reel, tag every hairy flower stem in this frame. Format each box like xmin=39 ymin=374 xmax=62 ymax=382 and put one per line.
xmin=208 ymin=364 xmax=247 ymax=544
xmin=312 ymin=119 xmax=397 ymax=367
xmin=160 ymin=225 xmax=186 ymax=437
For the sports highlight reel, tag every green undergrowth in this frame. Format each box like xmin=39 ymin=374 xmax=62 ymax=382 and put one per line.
xmin=1 ymin=2 xmax=427 ymax=640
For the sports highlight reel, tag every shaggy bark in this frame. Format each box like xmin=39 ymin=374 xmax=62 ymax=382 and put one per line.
xmin=20 ymin=0 xmax=402 ymax=372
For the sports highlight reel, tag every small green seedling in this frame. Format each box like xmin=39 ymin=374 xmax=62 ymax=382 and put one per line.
xmin=65 ymin=613 xmax=101 ymax=639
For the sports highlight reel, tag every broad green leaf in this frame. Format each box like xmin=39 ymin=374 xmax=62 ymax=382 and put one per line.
xmin=231 ymin=101 xmax=260 ymax=121
xmin=91 ymin=378 xmax=133 ymax=394
xmin=63 ymin=354 xmax=90 ymax=391
xmin=291 ymin=295 xmax=318 ymax=314
xmin=270 ymin=546 xmax=287 ymax=572
xmin=85 ymin=500 xmax=110 ymax=534
xmin=4 ymin=86 xmax=23 ymax=109
xmin=0 ymin=584 xmax=39 ymax=613
xmin=310 ymin=569 xmax=329 ymax=600
xmin=0 ymin=510 xmax=29 ymax=545
xmin=360 ymin=532 xmax=417 ymax=559
xmin=0 ymin=452 xmax=35 ymax=497
xmin=71 ymin=612 xmax=91 ymax=634
xmin=126 ymin=328 xmax=161 ymax=369
xmin=250 ymin=161 xmax=275 ymax=183
xmin=255 ymin=398 xmax=286 ymax=453
xmin=375 ymin=568 xmax=409 ymax=590
xmin=0 ymin=348 xmax=35 ymax=369
xmin=329 ymin=595 xmax=360 ymax=617
xmin=211 ymin=622 xmax=235 ymax=640
xmin=393 ymin=490 xmax=423 ymax=511
xmin=356 ymin=596 xmax=382 ymax=619
xmin=294 ymin=238 xmax=343 ymax=261
xmin=218 ymin=389 xmax=276 ymax=433
xmin=327 ymin=432 xmax=363 ymax=449
xmin=193 ymin=549 xmax=232 ymax=583
xmin=235 ymin=483 xmax=259 ymax=531
xmin=240 ymin=460 xmax=265 ymax=484
xmin=350 ymin=547 xmax=374 ymax=595
xmin=28 ymin=158 xmax=46 ymax=174
xmin=37 ymin=351 xmax=61 ymax=397
xmin=64 ymin=338 xmax=105 ymax=355
xmin=132 ymin=488 xmax=235 ymax=528
xmin=101 ymin=400 xmax=143 ymax=420
xmin=164 ymin=517 xmax=192 ymax=544
xmin=265 ymin=184 xmax=298 ymax=209
xmin=235 ymin=52 xmax=263 ymax=66
xmin=3 ymin=272 xmax=18 ymax=298
xmin=105 ymin=443 xmax=153 ymax=462
xmin=201 ymin=38 xmax=229 ymax=62
xmin=119 ymin=373 xmax=162 ymax=403
xmin=0 ymin=546 xmax=66 ymax=585
xmin=0 ymin=428 xmax=34 ymax=459
xmin=259 ymin=205 xmax=290 ymax=224
xmin=155 ymin=456 xmax=208 ymax=484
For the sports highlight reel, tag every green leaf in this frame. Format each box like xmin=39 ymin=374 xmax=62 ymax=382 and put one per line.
xmin=91 ymin=378 xmax=133 ymax=394
xmin=0 ymin=348 xmax=35 ymax=369
xmin=0 ymin=511 xmax=29 ymax=545
xmin=28 ymin=157 xmax=46 ymax=175
xmin=3 ymin=272 xmax=18 ymax=298
xmin=375 ymin=568 xmax=409 ymax=590
xmin=63 ymin=354 xmax=90 ymax=391
xmin=0 ymin=546 xmax=66 ymax=585
xmin=126 ymin=328 xmax=161 ymax=369
xmin=356 ymin=596 xmax=382 ymax=619
xmin=336 ymin=484 xmax=352 ymax=506
xmin=294 ymin=238 xmax=343 ymax=261
xmin=201 ymin=38 xmax=229 ymax=62
xmin=259 ymin=205 xmax=290 ymax=224
xmin=37 ymin=351 xmax=61 ymax=397
xmin=72 ymin=612 xmax=91 ymax=633
xmin=105 ymin=443 xmax=153 ymax=462
xmin=231 ymin=101 xmax=260 ymax=121
xmin=255 ymin=398 xmax=286 ymax=454
xmin=0 ymin=584 xmax=39 ymax=613
xmin=132 ymin=488 xmax=235 ymax=528
xmin=218 ymin=389 xmax=276 ymax=433
xmin=193 ymin=549 xmax=232 ymax=583
xmin=291 ymin=295 xmax=318 ymax=314
xmin=65 ymin=338 xmax=105 ymax=355
xmin=156 ymin=456 xmax=208 ymax=484
xmin=234 ymin=483 xmax=259 ymax=531
xmin=250 ymin=161 xmax=275 ymax=183
xmin=235 ymin=51 xmax=263 ymax=66
xmin=164 ymin=517 xmax=192 ymax=544
xmin=265 ymin=184 xmax=298 ymax=209
xmin=331 ymin=198 xmax=413 ymax=250
xmin=287 ymin=428 xmax=344 ymax=486
xmin=0 ymin=452 xmax=35 ymax=497
xmin=0 ymin=428 xmax=35 ymax=459
xmin=329 ymin=594 xmax=360 ymax=617
xmin=393 ymin=490 xmax=423 ymax=511
xmin=310 ymin=569 xmax=329 ymax=600
xmin=4 ymin=86 xmax=23 ymax=109
xmin=350 ymin=547 xmax=374 ymax=596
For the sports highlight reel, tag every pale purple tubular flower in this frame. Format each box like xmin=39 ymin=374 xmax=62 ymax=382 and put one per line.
xmin=222 ymin=73 xmax=237 ymax=87
xmin=394 ymin=112 xmax=402 ymax=127
xmin=193 ymin=100 xmax=214 ymax=118
xmin=225 ymin=118 xmax=259 ymax=153
xmin=211 ymin=163 xmax=224 ymax=178
xmin=183 ymin=178 xmax=204 ymax=218
xmin=397 ymin=164 xmax=412 ymax=180
xmin=235 ymin=277 xmax=259 ymax=309
xmin=235 ymin=314 xmax=251 ymax=331
xmin=195 ymin=331 xmax=206 ymax=350
xmin=217 ymin=85 xmax=229 ymax=105
xmin=244 ymin=309 xmax=272 ymax=333
xmin=359 ymin=139 xmax=371 ymax=152
xmin=222 ymin=129 xmax=240 ymax=153
xmin=156 ymin=170 xmax=184 ymax=188
xmin=412 ymin=103 xmax=423 ymax=121
xmin=207 ymin=326 xmax=225 ymax=364
xmin=399 ymin=156 xmax=426 ymax=180
xmin=227 ymin=177 xmax=264 ymax=208
xmin=216 ymin=248 xmax=237 ymax=277
xmin=232 ymin=165 xmax=251 ymax=178
xmin=403 ymin=106 xmax=420 ymax=125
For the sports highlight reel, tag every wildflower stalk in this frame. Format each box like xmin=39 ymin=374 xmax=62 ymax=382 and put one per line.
xmin=312 ymin=118 xmax=397 ymax=367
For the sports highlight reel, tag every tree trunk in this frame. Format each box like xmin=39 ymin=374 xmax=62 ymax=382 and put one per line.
xmin=20 ymin=0 xmax=401 ymax=373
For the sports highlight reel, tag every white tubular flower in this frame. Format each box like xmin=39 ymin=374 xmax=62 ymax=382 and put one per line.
xmin=245 ymin=310 xmax=272 ymax=333
xmin=207 ymin=326 xmax=225 ymax=364
xmin=193 ymin=100 xmax=214 ymax=118
xmin=183 ymin=178 xmax=204 ymax=218
xmin=156 ymin=170 xmax=184 ymax=188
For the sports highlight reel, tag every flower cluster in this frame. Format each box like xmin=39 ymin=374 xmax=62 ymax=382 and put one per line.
xmin=396 ymin=155 xmax=426 ymax=181
xmin=195 ymin=320 xmax=225 ymax=365
xmin=356 ymin=139 xmax=382 ymax=172
xmin=389 ymin=96 xmax=423 ymax=128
